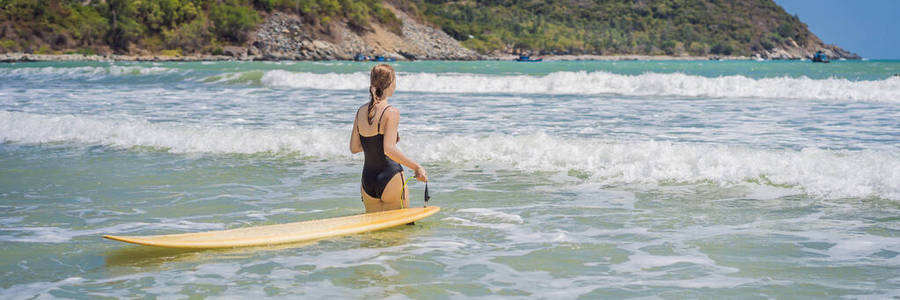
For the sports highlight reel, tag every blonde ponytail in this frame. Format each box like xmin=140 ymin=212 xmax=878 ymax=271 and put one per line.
xmin=367 ymin=64 xmax=395 ymax=125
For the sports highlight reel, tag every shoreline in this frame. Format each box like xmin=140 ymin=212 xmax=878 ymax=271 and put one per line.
xmin=486 ymin=54 xmax=753 ymax=61
xmin=0 ymin=53 xmax=236 ymax=63
xmin=1 ymin=52 xmax=766 ymax=63
xmin=6 ymin=53 xmax=881 ymax=63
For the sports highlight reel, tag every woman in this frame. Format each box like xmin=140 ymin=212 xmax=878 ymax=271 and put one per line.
xmin=350 ymin=64 xmax=427 ymax=212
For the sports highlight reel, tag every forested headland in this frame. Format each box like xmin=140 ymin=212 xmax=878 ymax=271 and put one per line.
xmin=0 ymin=0 xmax=857 ymax=60
xmin=421 ymin=0 xmax=829 ymax=57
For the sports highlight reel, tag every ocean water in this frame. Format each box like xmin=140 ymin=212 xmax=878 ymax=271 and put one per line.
xmin=1 ymin=60 xmax=899 ymax=298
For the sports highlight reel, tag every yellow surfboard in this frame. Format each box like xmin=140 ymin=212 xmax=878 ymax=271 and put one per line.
xmin=104 ymin=206 xmax=440 ymax=249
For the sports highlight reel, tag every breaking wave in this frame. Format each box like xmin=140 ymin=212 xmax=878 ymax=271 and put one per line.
xmin=261 ymin=70 xmax=900 ymax=101
xmin=2 ymin=111 xmax=897 ymax=200
xmin=4 ymin=65 xmax=897 ymax=101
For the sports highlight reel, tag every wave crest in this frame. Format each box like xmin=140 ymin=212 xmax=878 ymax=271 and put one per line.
xmin=0 ymin=65 xmax=180 ymax=79
xmin=2 ymin=111 xmax=897 ymax=200
xmin=0 ymin=111 xmax=343 ymax=156
xmin=261 ymin=70 xmax=900 ymax=101
xmin=5 ymin=66 xmax=897 ymax=102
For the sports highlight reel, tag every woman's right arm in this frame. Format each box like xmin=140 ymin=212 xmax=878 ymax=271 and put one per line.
xmin=350 ymin=110 xmax=363 ymax=154
xmin=381 ymin=108 xmax=428 ymax=182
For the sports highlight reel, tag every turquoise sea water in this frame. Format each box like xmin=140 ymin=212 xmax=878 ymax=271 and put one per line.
xmin=1 ymin=60 xmax=899 ymax=298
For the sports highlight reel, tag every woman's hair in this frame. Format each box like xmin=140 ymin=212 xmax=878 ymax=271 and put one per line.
xmin=368 ymin=64 xmax=395 ymax=125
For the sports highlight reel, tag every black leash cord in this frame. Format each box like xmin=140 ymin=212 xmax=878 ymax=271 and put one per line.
xmin=424 ymin=182 xmax=430 ymax=207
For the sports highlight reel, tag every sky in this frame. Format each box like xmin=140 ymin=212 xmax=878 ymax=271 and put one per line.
xmin=774 ymin=0 xmax=900 ymax=59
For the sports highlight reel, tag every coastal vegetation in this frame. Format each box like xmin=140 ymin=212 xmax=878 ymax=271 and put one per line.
xmin=0 ymin=0 xmax=399 ymax=55
xmin=0 ymin=0 xmax=849 ymax=58
xmin=416 ymin=0 xmax=814 ymax=56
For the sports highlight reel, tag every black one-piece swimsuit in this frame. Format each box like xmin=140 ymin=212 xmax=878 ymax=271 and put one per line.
xmin=359 ymin=105 xmax=403 ymax=199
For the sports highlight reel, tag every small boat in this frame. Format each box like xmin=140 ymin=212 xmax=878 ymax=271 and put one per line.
xmin=372 ymin=56 xmax=396 ymax=62
xmin=812 ymin=51 xmax=830 ymax=63
xmin=354 ymin=53 xmax=370 ymax=61
xmin=515 ymin=55 xmax=543 ymax=62
xmin=353 ymin=54 xmax=396 ymax=62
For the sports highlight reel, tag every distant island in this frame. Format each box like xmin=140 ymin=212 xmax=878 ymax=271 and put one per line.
xmin=0 ymin=0 xmax=858 ymax=62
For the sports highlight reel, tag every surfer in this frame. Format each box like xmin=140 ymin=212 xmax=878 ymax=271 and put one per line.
xmin=350 ymin=64 xmax=428 ymax=212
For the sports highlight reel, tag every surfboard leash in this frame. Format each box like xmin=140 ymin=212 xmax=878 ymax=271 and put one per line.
xmin=404 ymin=175 xmax=430 ymax=207
xmin=424 ymin=182 xmax=430 ymax=207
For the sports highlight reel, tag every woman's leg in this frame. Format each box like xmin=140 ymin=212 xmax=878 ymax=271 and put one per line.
xmin=360 ymin=187 xmax=383 ymax=213
xmin=380 ymin=172 xmax=409 ymax=211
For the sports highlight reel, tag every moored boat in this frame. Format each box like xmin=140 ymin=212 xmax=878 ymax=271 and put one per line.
xmin=514 ymin=55 xmax=543 ymax=62
xmin=353 ymin=54 xmax=397 ymax=62
xmin=812 ymin=51 xmax=830 ymax=63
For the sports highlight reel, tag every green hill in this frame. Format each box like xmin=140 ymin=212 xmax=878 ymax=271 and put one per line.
xmin=0 ymin=0 xmax=857 ymax=59
xmin=417 ymin=0 xmax=851 ymax=57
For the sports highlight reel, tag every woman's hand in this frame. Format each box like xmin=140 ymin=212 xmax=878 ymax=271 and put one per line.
xmin=414 ymin=165 xmax=428 ymax=182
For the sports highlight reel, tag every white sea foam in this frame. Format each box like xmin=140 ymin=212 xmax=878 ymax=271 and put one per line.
xmin=0 ymin=65 xmax=181 ymax=79
xmin=418 ymin=133 xmax=899 ymax=199
xmin=2 ymin=111 xmax=898 ymax=200
xmin=457 ymin=208 xmax=525 ymax=224
xmin=0 ymin=220 xmax=223 ymax=243
xmin=0 ymin=111 xmax=345 ymax=156
xmin=0 ymin=277 xmax=85 ymax=300
xmin=611 ymin=254 xmax=720 ymax=273
xmin=5 ymin=66 xmax=898 ymax=101
xmin=261 ymin=70 xmax=900 ymax=102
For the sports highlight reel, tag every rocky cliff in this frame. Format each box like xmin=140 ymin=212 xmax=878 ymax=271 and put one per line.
xmin=756 ymin=37 xmax=859 ymax=60
xmin=231 ymin=7 xmax=480 ymax=61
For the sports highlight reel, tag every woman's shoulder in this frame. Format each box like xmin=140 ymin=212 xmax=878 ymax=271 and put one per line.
xmin=383 ymin=105 xmax=400 ymax=118
xmin=356 ymin=103 xmax=399 ymax=117
xmin=384 ymin=104 xmax=400 ymax=111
